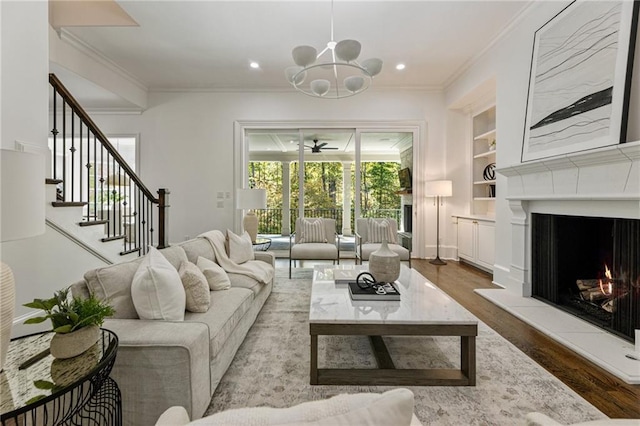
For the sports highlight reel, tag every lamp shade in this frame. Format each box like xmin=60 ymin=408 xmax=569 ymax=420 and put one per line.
xmin=1 ymin=150 xmax=45 ymax=242
xmin=236 ymin=188 xmax=267 ymax=210
xmin=425 ymin=180 xmax=452 ymax=197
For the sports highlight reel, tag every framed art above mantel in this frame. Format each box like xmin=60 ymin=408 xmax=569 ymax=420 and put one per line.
xmin=521 ymin=0 xmax=639 ymax=162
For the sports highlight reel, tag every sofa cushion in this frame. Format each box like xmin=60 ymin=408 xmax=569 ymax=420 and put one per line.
xmin=197 ymin=257 xmax=231 ymax=291
xmin=228 ymin=273 xmax=262 ymax=295
xmin=84 ymin=257 xmax=143 ymax=319
xmin=299 ymin=218 xmax=327 ymax=243
xmin=226 ymin=230 xmax=254 ymax=264
xmin=158 ymin=245 xmax=189 ymax=270
xmin=367 ymin=218 xmax=397 ymax=244
xmin=291 ymin=242 xmax=337 ymax=260
xmin=187 ymin=388 xmax=415 ymax=426
xmin=179 ymin=237 xmax=216 ymax=264
xmin=179 ymin=261 xmax=211 ymax=313
xmin=132 ymin=247 xmax=186 ymax=321
xmin=184 ymin=287 xmax=254 ymax=358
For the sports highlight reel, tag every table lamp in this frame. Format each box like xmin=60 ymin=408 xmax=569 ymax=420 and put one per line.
xmin=1 ymin=149 xmax=45 ymax=371
xmin=236 ymin=188 xmax=266 ymax=243
xmin=425 ymin=180 xmax=452 ymax=265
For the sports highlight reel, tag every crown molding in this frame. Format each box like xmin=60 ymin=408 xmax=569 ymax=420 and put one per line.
xmin=443 ymin=0 xmax=538 ymax=91
xmin=148 ymin=84 xmax=444 ymax=94
xmin=59 ymin=28 xmax=148 ymax=93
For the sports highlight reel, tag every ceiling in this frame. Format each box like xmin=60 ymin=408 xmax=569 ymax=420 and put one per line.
xmin=57 ymin=0 xmax=531 ymax=108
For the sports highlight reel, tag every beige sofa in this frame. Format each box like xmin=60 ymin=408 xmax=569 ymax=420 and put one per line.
xmin=71 ymin=236 xmax=275 ymax=426
xmin=155 ymin=388 xmax=424 ymax=426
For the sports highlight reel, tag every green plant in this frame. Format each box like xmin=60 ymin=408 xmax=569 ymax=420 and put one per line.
xmin=23 ymin=288 xmax=115 ymax=333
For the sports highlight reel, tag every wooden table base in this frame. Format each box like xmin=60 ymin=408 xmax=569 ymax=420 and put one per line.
xmin=310 ymin=324 xmax=476 ymax=386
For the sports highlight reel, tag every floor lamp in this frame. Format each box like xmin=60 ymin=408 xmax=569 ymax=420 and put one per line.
xmin=1 ymin=150 xmax=45 ymax=371
xmin=237 ymin=188 xmax=267 ymax=243
xmin=425 ymin=180 xmax=452 ymax=265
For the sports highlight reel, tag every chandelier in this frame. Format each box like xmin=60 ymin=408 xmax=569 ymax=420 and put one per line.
xmin=285 ymin=1 xmax=383 ymax=99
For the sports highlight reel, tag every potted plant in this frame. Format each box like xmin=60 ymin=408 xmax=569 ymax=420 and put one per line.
xmin=489 ymin=139 xmax=496 ymax=151
xmin=24 ymin=288 xmax=115 ymax=359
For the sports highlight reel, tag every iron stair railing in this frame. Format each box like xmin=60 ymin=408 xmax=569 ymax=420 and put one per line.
xmin=48 ymin=73 xmax=168 ymax=255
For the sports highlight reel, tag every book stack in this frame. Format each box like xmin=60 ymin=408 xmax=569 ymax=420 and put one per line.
xmin=348 ymin=282 xmax=401 ymax=301
xmin=333 ymin=269 xmax=362 ymax=284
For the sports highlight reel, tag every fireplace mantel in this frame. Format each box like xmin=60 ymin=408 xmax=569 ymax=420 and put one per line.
xmin=497 ymin=140 xmax=640 ymax=202
xmin=485 ymin=141 xmax=640 ymax=384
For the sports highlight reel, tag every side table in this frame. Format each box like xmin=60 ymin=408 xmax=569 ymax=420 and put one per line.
xmin=252 ymin=237 xmax=272 ymax=251
xmin=0 ymin=329 xmax=121 ymax=426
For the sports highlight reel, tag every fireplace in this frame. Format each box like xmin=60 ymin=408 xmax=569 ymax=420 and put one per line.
xmin=531 ymin=213 xmax=640 ymax=341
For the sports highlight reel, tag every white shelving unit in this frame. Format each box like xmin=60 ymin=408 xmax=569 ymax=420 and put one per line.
xmin=472 ymin=106 xmax=496 ymax=215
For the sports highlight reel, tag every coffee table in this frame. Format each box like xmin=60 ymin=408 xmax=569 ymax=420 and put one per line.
xmin=309 ymin=265 xmax=478 ymax=386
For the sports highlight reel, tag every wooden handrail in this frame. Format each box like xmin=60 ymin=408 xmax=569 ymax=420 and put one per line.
xmin=49 ymin=73 xmax=157 ymax=202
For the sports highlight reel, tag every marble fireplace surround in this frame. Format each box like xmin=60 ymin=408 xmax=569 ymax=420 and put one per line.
xmin=479 ymin=141 xmax=640 ymax=384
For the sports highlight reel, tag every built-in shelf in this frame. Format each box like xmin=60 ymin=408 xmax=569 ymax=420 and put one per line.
xmin=474 ymin=197 xmax=496 ymax=201
xmin=473 ymin=128 xmax=496 ymax=141
xmin=474 ymin=180 xmax=496 ymax=185
xmin=473 ymin=150 xmax=496 ymax=159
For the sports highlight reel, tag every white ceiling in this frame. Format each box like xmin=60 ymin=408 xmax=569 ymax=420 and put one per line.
xmin=60 ymin=0 xmax=531 ymax=99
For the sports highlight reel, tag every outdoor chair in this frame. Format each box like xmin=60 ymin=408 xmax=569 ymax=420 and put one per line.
xmin=355 ymin=218 xmax=411 ymax=267
xmin=289 ymin=218 xmax=340 ymax=278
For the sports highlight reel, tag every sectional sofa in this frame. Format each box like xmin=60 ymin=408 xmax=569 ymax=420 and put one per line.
xmin=71 ymin=235 xmax=275 ymax=426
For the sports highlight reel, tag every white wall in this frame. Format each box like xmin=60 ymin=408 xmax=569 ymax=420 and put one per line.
xmin=91 ymin=89 xmax=447 ymax=258
xmin=445 ymin=1 xmax=640 ymax=287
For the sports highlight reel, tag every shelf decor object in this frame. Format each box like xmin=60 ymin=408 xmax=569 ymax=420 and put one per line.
xmin=285 ymin=0 xmax=383 ymax=99
xmin=521 ymin=0 xmax=639 ymax=162
xmin=425 ymin=180 xmax=452 ymax=266
xmin=0 ymin=149 xmax=45 ymax=372
xmin=236 ymin=188 xmax=267 ymax=243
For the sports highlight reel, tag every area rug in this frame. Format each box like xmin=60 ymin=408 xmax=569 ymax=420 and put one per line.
xmin=206 ymin=269 xmax=607 ymax=425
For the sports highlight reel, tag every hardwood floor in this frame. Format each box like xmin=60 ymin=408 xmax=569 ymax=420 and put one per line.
xmin=410 ymin=259 xmax=640 ymax=419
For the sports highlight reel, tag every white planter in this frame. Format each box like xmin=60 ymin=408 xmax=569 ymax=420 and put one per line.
xmin=50 ymin=325 xmax=100 ymax=359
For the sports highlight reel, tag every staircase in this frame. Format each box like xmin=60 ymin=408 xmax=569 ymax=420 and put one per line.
xmin=47 ymin=74 xmax=168 ymax=263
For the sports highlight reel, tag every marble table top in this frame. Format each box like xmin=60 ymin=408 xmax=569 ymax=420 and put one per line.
xmin=310 ymin=265 xmax=478 ymax=325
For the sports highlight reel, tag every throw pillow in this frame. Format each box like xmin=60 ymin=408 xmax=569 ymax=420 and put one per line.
xmin=367 ymin=219 xmax=397 ymax=244
xmin=227 ymin=229 xmax=255 ymax=264
xmin=300 ymin=218 xmax=326 ymax=243
xmin=197 ymin=256 xmax=231 ymax=291
xmin=178 ymin=261 xmax=210 ymax=313
xmin=131 ymin=246 xmax=186 ymax=321
xmin=188 ymin=388 xmax=414 ymax=426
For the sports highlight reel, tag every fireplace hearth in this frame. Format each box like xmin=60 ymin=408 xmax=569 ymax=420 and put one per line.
xmin=531 ymin=213 xmax=640 ymax=341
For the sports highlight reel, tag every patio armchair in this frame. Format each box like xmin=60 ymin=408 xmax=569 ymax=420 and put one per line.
xmin=355 ymin=218 xmax=411 ymax=267
xmin=289 ymin=218 xmax=340 ymax=278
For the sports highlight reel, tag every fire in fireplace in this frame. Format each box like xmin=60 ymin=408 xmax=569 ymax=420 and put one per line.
xmin=531 ymin=214 xmax=640 ymax=341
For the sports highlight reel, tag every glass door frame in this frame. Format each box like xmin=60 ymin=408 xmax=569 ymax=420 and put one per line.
xmin=236 ymin=120 xmax=424 ymax=256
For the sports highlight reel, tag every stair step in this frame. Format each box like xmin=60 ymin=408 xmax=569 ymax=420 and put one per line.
xmin=101 ymin=235 xmax=125 ymax=242
xmin=120 ymin=248 xmax=141 ymax=256
xmin=45 ymin=178 xmax=63 ymax=185
xmin=78 ymin=220 xmax=109 ymax=227
xmin=52 ymin=201 xmax=87 ymax=207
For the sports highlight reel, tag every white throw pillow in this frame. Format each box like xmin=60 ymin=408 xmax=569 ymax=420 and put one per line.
xmin=197 ymin=256 xmax=231 ymax=291
xmin=300 ymin=218 xmax=326 ymax=243
xmin=227 ymin=230 xmax=255 ymax=264
xmin=179 ymin=261 xmax=210 ymax=313
xmin=367 ymin=219 xmax=397 ymax=244
xmin=188 ymin=388 xmax=414 ymax=426
xmin=131 ymin=246 xmax=186 ymax=321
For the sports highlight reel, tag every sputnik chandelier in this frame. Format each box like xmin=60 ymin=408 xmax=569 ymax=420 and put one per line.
xmin=285 ymin=0 xmax=383 ymax=99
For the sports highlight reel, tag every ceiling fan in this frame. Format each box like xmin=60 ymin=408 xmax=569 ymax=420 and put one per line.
xmin=303 ymin=139 xmax=339 ymax=153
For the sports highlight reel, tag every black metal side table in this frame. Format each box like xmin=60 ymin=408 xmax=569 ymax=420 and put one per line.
xmin=0 ymin=329 xmax=121 ymax=426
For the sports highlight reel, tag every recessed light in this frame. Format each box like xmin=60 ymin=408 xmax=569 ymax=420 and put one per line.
xmin=396 ymin=63 xmax=406 ymax=70
xmin=250 ymin=61 xmax=260 ymax=69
